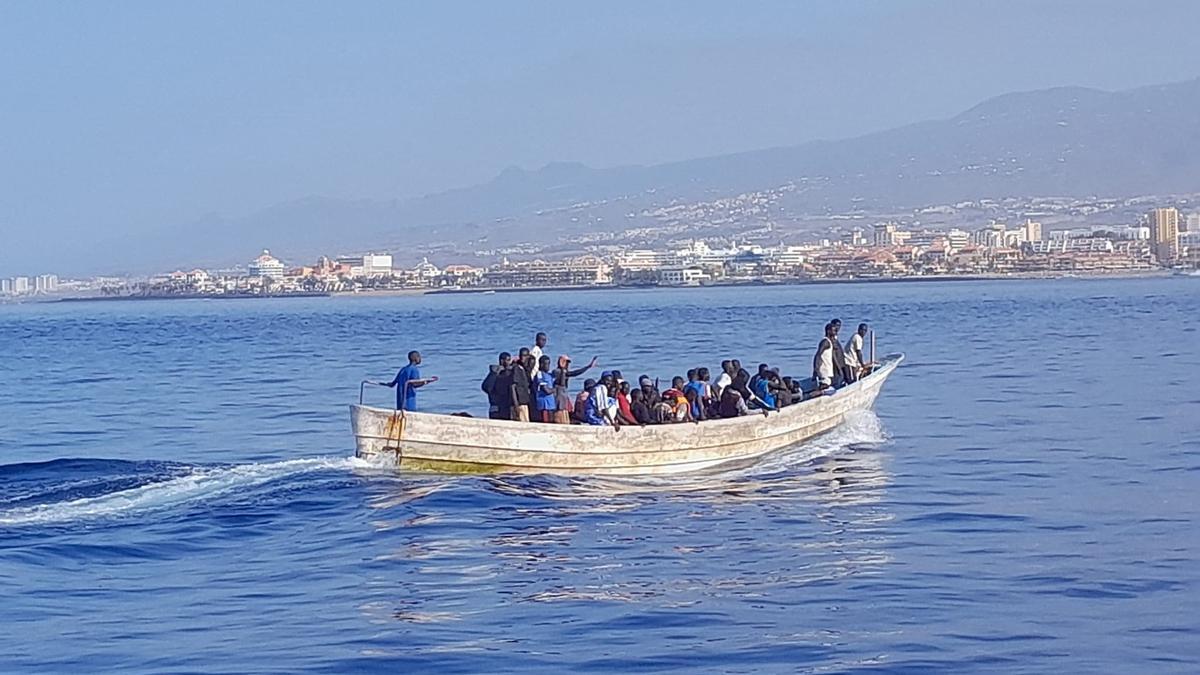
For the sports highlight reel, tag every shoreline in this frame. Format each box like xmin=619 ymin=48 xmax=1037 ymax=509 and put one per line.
xmin=26 ymin=269 xmax=1178 ymax=304
xmin=423 ymin=269 xmax=1173 ymax=295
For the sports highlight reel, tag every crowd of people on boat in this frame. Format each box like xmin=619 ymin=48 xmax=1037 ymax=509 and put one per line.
xmin=380 ymin=320 xmax=876 ymax=426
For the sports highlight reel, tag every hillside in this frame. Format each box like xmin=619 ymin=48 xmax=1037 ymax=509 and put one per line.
xmin=114 ymin=77 xmax=1200 ymax=272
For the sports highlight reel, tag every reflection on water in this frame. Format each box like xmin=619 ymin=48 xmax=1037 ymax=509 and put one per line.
xmin=356 ymin=411 xmax=895 ymax=635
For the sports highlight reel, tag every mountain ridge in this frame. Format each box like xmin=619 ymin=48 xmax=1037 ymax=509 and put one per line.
xmin=97 ymin=76 xmax=1200 ymax=274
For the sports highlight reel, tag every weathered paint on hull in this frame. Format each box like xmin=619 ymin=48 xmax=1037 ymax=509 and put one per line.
xmin=352 ymin=354 xmax=903 ymax=475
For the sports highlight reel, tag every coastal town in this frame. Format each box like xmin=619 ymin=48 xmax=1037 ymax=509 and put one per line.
xmin=4 ymin=205 xmax=1199 ymax=301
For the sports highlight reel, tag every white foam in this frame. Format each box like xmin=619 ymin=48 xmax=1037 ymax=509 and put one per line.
xmin=0 ymin=456 xmax=358 ymax=527
xmin=739 ymin=409 xmax=888 ymax=477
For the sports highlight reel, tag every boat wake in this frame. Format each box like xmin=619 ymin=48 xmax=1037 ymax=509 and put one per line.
xmin=0 ymin=456 xmax=370 ymax=527
xmin=734 ymin=408 xmax=888 ymax=478
xmin=2 ymin=413 xmax=890 ymax=526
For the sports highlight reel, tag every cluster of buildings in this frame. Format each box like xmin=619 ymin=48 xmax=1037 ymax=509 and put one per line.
xmin=1 ymin=274 xmax=59 ymax=296
xmin=142 ymin=250 xmax=616 ymax=296
xmin=103 ymin=206 xmax=1200 ymax=298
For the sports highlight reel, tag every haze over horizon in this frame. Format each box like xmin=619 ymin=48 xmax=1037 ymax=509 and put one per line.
xmin=3 ymin=0 xmax=1200 ymax=275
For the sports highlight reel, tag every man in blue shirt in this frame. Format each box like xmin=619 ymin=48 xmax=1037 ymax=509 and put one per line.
xmin=384 ymin=351 xmax=438 ymax=411
xmin=533 ymin=355 xmax=558 ymax=422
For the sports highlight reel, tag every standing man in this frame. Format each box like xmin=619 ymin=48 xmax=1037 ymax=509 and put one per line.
xmin=492 ymin=354 xmax=516 ymax=420
xmin=510 ymin=353 xmax=534 ymax=422
xmin=481 ymin=352 xmax=512 ymax=419
xmin=385 ymin=351 xmax=437 ymax=411
xmin=844 ymin=323 xmax=869 ymax=383
xmin=813 ymin=323 xmax=837 ymax=390
xmin=829 ymin=318 xmax=847 ymax=386
xmin=530 ymin=332 xmax=548 ymax=364
xmin=534 ymin=355 xmax=558 ymax=423
xmin=849 ymin=319 xmax=868 ymax=379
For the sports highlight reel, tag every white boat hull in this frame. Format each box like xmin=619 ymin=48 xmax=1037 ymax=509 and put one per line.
xmin=352 ymin=354 xmax=903 ymax=475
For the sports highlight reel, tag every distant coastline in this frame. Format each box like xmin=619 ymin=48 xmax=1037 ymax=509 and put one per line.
xmin=423 ymin=269 xmax=1173 ymax=295
xmin=35 ymin=269 xmax=1176 ymax=305
xmin=56 ymin=291 xmax=331 ymax=304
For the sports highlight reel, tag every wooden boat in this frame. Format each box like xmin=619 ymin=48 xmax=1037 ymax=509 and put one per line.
xmin=351 ymin=353 xmax=903 ymax=475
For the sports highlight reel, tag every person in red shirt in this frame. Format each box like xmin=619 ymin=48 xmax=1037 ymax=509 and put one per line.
xmin=615 ymin=381 xmax=638 ymax=425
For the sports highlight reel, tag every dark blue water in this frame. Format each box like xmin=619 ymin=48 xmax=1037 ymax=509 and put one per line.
xmin=2 ymin=279 xmax=1198 ymax=673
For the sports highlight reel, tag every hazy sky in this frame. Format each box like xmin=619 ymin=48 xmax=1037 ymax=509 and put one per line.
xmin=3 ymin=0 xmax=1200 ymax=274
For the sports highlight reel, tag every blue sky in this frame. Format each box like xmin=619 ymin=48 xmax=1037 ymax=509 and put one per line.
xmin=2 ymin=0 xmax=1199 ymax=274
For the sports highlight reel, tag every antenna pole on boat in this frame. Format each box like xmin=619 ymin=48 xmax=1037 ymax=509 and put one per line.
xmin=870 ymin=330 xmax=876 ymax=365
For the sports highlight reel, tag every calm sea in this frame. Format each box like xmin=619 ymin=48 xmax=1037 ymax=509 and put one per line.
xmin=1 ymin=278 xmax=1197 ymax=673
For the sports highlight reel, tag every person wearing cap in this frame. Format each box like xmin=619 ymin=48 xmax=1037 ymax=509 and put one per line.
xmin=638 ymin=375 xmax=661 ymax=409
xmin=552 ymin=354 xmax=597 ymax=424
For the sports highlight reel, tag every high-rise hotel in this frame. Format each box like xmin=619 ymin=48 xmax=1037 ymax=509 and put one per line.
xmin=1148 ymin=207 xmax=1180 ymax=263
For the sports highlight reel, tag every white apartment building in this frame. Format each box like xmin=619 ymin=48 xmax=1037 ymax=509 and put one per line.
xmin=1028 ymin=239 xmax=1115 ymax=254
xmin=973 ymin=224 xmax=1008 ymax=248
xmin=248 ymin=250 xmax=285 ymax=279
xmin=35 ymin=274 xmax=59 ymax=293
xmin=362 ymin=254 xmax=393 ymax=277
xmin=656 ymin=266 xmax=708 ymax=286
xmin=615 ymin=249 xmax=677 ymax=271
xmin=946 ymin=229 xmax=970 ymax=251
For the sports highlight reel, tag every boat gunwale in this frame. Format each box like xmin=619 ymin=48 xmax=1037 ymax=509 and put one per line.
xmin=355 ymin=411 xmax=848 ymax=460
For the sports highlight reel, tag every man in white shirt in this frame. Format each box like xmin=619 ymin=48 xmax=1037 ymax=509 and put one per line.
xmin=813 ymin=322 xmax=838 ymax=389
xmin=844 ymin=323 xmax=869 ymax=382
xmin=529 ymin=332 xmax=548 ymax=363
xmin=712 ymin=360 xmax=735 ymax=396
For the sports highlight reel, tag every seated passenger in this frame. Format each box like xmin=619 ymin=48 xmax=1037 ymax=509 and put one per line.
xmin=652 ymin=398 xmax=675 ymax=424
xmin=683 ymin=388 xmax=703 ymax=423
xmin=584 ymin=379 xmax=614 ymax=426
xmin=718 ymin=387 xmax=749 ymax=418
xmin=615 ymin=381 xmax=638 ymax=425
xmin=752 ymin=374 xmax=777 ymax=410
xmin=661 ymin=387 xmax=692 ymax=423
xmin=629 ymin=388 xmax=653 ymax=425
xmin=638 ymin=375 xmax=661 ymax=408
xmin=574 ymin=379 xmax=595 ymax=423
xmin=767 ymin=369 xmax=792 ymax=407
xmin=713 ymin=360 xmax=734 ymax=397
xmin=683 ymin=367 xmax=713 ymax=421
